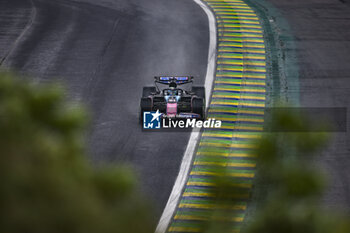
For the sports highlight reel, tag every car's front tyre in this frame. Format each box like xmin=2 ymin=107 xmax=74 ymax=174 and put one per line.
xmin=192 ymin=97 xmax=205 ymax=120
xmin=139 ymin=97 xmax=152 ymax=124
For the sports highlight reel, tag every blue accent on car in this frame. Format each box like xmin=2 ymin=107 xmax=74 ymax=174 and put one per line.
xmin=176 ymin=76 xmax=188 ymax=81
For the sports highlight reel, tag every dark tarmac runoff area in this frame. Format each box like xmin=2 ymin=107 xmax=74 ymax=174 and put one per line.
xmin=0 ymin=0 xmax=209 ymax=216
xmin=265 ymin=0 xmax=350 ymax=212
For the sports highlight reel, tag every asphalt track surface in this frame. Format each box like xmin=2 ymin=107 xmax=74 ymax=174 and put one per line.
xmin=265 ymin=0 xmax=350 ymax=213
xmin=2 ymin=0 xmax=350 ymax=226
xmin=0 ymin=0 xmax=210 ymax=217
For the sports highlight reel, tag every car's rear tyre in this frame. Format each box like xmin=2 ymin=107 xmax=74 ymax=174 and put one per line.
xmin=142 ymin=87 xmax=157 ymax=97
xmin=139 ymin=98 xmax=152 ymax=123
xmin=192 ymin=86 xmax=205 ymax=99
xmin=192 ymin=98 xmax=205 ymax=120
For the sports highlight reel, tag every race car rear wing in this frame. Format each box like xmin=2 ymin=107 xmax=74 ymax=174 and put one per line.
xmin=154 ymin=76 xmax=194 ymax=85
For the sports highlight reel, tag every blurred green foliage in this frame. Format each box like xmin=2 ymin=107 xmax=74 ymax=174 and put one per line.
xmin=0 ymin=71 xmax=155 ymax=233
xmin=191 ymin=107 xmax=350 ymax=233
xmin=1 ymin=70 xmax=349 ymax=233
xmin=245 ymin=108 xmax=350 ymax=233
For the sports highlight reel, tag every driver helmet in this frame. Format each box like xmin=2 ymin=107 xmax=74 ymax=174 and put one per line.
xmin=169 ymin=81 xmax=177 ymax=89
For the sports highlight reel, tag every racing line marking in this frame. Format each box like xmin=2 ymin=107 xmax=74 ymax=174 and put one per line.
xmin=155 ymin=1 xmax=217 ymax=233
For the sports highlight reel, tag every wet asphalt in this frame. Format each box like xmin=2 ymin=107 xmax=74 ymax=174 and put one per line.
xmin=0 ymin=0 xmax=209 ymax=216
xmin=2 ymin=0 xmax=350 ymax=220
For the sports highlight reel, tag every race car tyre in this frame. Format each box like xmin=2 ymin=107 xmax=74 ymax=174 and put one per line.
xmin=192 ymin=86 xmax=205 ymax=99
xmin=192 ymin=97 xmax=205 ymax=120
xmin=139 ymin=97 xmax=152 ymax=123
xmin=142 ymin=87 xmax=157 ymax=97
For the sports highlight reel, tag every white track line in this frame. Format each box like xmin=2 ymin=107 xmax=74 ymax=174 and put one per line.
xmin=155 ymin=1 xmax=217 ymax=232
xmin=0 ymin=0 xmax=37 ymax=66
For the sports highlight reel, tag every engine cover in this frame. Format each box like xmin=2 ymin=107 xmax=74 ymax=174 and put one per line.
xmin=166 ymin=103 xmax=177 ymax=116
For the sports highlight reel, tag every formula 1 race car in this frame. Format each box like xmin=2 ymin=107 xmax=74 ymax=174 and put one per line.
xmin=140 ymin=76 xmax=205 ymax=122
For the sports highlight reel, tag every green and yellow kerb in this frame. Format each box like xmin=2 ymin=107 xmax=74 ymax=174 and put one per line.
xmin=167 ymin=0 xmax=266 ymax=232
